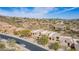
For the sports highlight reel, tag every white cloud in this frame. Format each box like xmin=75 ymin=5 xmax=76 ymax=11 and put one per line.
xmin=0 ymin=7 xmax=57 ymax=18
xmin=54 ymin=7 xmax=77 ymax=14
xmin=0 ymin=7 xmax=77 ymax=19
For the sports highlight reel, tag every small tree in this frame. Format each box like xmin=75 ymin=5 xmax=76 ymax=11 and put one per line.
xmin=14 ymin=30 xmax=32 ymax=37
xmin=0 ymin=41 xmax=5 ymax=49
xmin=13 ymin=31 xmax=18 ymax=35
xmin=48 ymin=42 xmax=60 ymax=50
xmin=37 ymin=35 xmax=48 ymax=46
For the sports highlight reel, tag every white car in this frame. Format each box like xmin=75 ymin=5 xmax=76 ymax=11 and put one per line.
xmin=21 ymin=44 xmax=26 ymax=47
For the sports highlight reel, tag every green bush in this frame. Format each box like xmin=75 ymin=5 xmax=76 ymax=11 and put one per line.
xmin=14 ymin=30 xmax=32 ymax=37
xmin=14 ymin=31 xmax=18 ymax=35
xmin=48 ymin=42 xmax=60 ymax=50
xmin=37 ymin=35 xmax=48 ymax=46
xmin=0 ymin=42 xmax=5 ymax=49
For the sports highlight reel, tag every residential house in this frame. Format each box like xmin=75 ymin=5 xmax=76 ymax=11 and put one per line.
xmin=48 ymin=32 xmax=60 ymax=42
xmin=32 ymin=29 xmax=43 ymax=39
xmin=59 ymin=36 xmax=73 ymax=47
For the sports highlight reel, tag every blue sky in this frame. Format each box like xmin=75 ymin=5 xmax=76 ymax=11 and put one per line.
xmin=0 ymin=7 xmax=79 ymax=19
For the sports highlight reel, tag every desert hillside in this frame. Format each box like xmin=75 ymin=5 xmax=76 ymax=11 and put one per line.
xmin=0 ymin=15 xmax=79 ymax=51
xmin=0 ymin=15 xmax=79 ymax=38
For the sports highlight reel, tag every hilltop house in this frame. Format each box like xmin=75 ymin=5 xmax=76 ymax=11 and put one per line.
xmin=32 ymin=30 xmax=51 ymax=39
xmin=59 ymin=36 xmax=73 ymax=47
xmin=32 ymin=29 xmax=43 ymax=39
xmin=32 ymin=30 xmax=60 ymax=42
xmin=48 ymin=32 xmax=60 ymax=42
xmin=41 ymin=30 xmax=51 ymax=36
xmin=54 ymin=21 xmax=66 ymax=31
xmin=73 ymin=39 xmax=79 ymax=51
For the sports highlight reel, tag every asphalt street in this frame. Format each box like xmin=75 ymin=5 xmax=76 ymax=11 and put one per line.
xmin=0 ymin=33 xmax=48 ymax=51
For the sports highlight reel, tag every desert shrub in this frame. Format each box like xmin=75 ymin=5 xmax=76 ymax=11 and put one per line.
xmin=14 ymin=31 xmax=18 ymax=35
xmin=37 ymin=35 xmax=48 ymax=46
xmin=48 ymin=42 xmax=60 ymax=50
xmin=14 ymin=30 xmax=32 ymax=37
xmin=7 ymin=39 xmax=16 ymax=47
xmin=0 ymin=41 xmax=5 ymax=49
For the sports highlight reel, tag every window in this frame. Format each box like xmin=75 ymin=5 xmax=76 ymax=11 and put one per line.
xmin=32 ymin=33 xmax=34 ymax=35
xmin=76 ymin=41 xmax=79 ymax=44
xmin=68 ymin=43 xmax=70 ymax=47
xmin=49 ymin=37 xmax=51 ymax=40
xmin=56 ymin=36 xmax=59 ymax=39
xmin=65 ymin=40 xmax=67 ymax=43
xmin=52 ymin=39 xmax=54 ymax=40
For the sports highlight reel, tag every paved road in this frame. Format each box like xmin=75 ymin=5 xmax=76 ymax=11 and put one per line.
xmin=0 ymin=33 xmax=48 ymax=51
